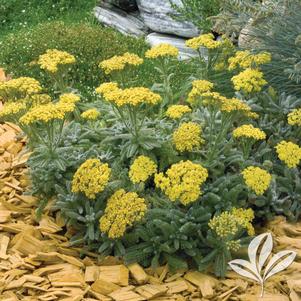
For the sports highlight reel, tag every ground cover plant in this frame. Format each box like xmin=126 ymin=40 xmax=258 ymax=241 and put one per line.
xmin=0 ymin=32 xmax=301 ymax=277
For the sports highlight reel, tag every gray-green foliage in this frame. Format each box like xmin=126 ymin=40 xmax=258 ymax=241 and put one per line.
xmin=169 ymin=0 xmax=221 ymax=32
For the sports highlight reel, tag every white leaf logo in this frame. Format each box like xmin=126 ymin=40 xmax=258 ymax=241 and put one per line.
xmin=229 ymin=232 xmax=296 ymax=297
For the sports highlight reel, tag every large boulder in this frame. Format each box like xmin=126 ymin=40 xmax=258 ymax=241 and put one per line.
xmin=94 ymin=6 xmax=148 ymax=37
xmin=137 ymin=0 xmax=200 ymax=38
xmin=146 ymin=33 xmax=200 ymax=60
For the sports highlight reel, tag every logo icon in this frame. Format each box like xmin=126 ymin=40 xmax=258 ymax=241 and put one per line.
xmin=228 ymin=232 xmax=296 ymax=297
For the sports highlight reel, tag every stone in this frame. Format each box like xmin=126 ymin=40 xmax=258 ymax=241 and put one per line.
xmin=94 ymin=6 xmax=148 ymax=37
xmin=146 ymin=33 xmax=199 ymax=60
xmin=137 ymin=0 xmax=200 ymax=38
xmin=110 ymin=0 xmax=138 ymax=12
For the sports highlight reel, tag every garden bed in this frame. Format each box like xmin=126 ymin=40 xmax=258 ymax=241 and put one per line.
xmin=0 ymin=122 xmax=300 ymax=301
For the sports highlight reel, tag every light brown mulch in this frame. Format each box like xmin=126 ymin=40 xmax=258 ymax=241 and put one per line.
xmin=0 ymin=123 xmax=301 ymax=301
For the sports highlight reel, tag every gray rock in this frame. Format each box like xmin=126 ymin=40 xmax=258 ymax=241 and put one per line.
xmin=146 ymin=33 xmax=200 ymax=60
xmin=94 ymin=6 xmax=148 ymax=37
xmin=137 ymin=0 xmax=200 ymax=38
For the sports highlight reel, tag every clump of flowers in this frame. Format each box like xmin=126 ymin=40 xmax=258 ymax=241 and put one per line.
xmin=99 ymin=52 xmax=143 ymax=74
xmin=228 ymin=50 xmax=272 ymax=70
xmin=145 ymin=43 xmax=179 ymax=59
xmin=288 ymin=108 xmax=301 ymax=126
xmin=154 ymin=160 xmax=208 ymax=205
xmin=59 ymin=93 xmax=80 ymax=105
xmin=129 ymin=156 xmax=157 ymax=184
xmin=209 ymin=208 xmax=255 ymax=240
xmin=0 ymin=102 xmax=26 ymax=119
xmin=0 ymin=77 xmax=42 ymax=100
xmin=81 ymin=108 xmax=100 ymax=120
xmin=275 ymin=141 xmax=301 ymax=168
xmin=242 ymin=166 xmax=272 ymax=195
xmin=38 ymin=49 xmax=76 ymax=73
xmin=186 ymin=33 xmax=221 ymax=50
xmin=232 ymin=69 xmax=267 ymax=93
xmin=19 ymin=103 xmax=67 ymax=125
xmin=173 ymin=122 xmax=203 ymax=152
xmin=220 ymin=98 xmax=259 ymax=118
xmin=233 ymin=124 xmax=266 ymax=140
xmin=71 ymin=159 xmax=111 ymax=199
xmin=96 ymin=82 xmax=162 ymax=107
xmin=28 ymin=94 xmax=52 ymax=107
xmin=166 ymin=105 xmax=191 ymax=119
xmin=187 ymin=80 xmax=214 ymax=104
xmin=99 ymin=189 xmax=147 ymax=239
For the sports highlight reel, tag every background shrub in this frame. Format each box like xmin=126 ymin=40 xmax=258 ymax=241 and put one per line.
xmin=0 ymin=21 xmax=149 ymax=97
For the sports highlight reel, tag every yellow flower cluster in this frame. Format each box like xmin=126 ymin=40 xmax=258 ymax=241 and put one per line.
xmin=233 ymin=124 xmax=266 ymax=140
xmin=242 ymin=166 xmax=272 ymax=195
xmin=0 ymin=102 xmax=26 ymax=119
xmin=0 ymin=77 xmax=42 ymax=98
xmin=99 ymin=189 xmax=147 ymax=239
xmin=96 ymin=82 xmax=162 ymax=107
xmin=172 ymin=122 xmax=203 ymax=152
xmin=208 ymin=208 xmax=255 ymax=238
xmin=186 ymin=33 xmax=221 ymax=50
xmin=71 ymin=159 xmax=111 ymax=199
xmin=166 ymin=105 xmax=191 ymax=119
xmin=145 ymin=43 xmax=179 ymax=59
xmin=154 ymin=160 xmax=208 ymax=205
xmin=38 ymin=49 xmax=76 ymax=73
xmin=20 ymin=103 xmax=65 ymax=125
xmin=228 ymin=51 xmax=272 ymax=70
xmin=220 ymin=98 xmax=259 ymax=118
xmin=226 ymin=240 xmax=241 ymax=252
xmin=20 ymin=93 xmax=79 ymax=125
xmin=232 ymin=69 xmax=267 ymax=93
xmin=275 ymin=141 xmax=301 ymax=168
xmin=129 ymin=155 xmax=157 ymax=184
xmin=81 ymin=108 xmax=100 ymax=120
xmin=187 ymin=80 xmax=214 ymax=104
xmin=288 ymin=108 xmax=301 ymax=126
xmin=99 ymin=52 xmax=143 ymax=74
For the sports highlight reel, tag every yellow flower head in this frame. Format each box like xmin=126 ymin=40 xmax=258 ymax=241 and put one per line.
xmin=288 ymin=108 xmax=301 ymax=126
xmin=228 ymin=51 xmax=271 ymax=70
xmin=38 ymin=49 xmax=75 ymax=73
xmin=242 ymin=166 xmax=272 ymax=195
xmin=81 ymin=108 xmax=100 ymax=120
xmin=187 ymin=80 xmax=214 ymax=104
xmin=232 ymin=68 xmax=267 ymax=93
xmin=208 ymin=208 xmax=255 ymax=238
xmin=59 ymin=93 xmax=80 ymax=105
xmin=129 ymin=155 xmax=157 ymax=184
xmin=233 ymin=124 xmax=266 ymax=140
xmin=220 ymin=98 xmax=259 ymax=118
xmin=154 ymin=160 xmax=208 ymax=205
xmin=275 ymin=141 xmax=301 ymax=168
xmin=72 ymin=159 xmax=111 ymax=199
xmin=166 ymin=105 xmax=191 ymax=119
xmin=99 ymin=189 xmax=147 ymax=239
xmin=0 ymin=102 xmax=26 ymax=119
xmin=99 ymin=52 xmax=143 ymax=74
xmin=19 ymin=102 xmax=67 ymax=125
xmin=95 ymin=82 xmax=119 ymax=95
xmin=186 ymin=33 xmax=221 ymax=50
xmin=173 ymin=122 xmax=203 ymax=152
xmin=145 ymin=43 xmax=179 ymax=59
xmin=0 ymin=77 xmax=42 ymax=99
xmin=98 ymin=84 xmax=162 ymax=107
xmin=200 ymin=91 xmax=227 ymax=107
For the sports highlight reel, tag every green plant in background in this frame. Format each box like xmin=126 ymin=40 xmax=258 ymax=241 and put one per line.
xmin=1 ymin=32 xmax=301 ymax=276
xmin=169 ymin=0 xmax=221 ymax=32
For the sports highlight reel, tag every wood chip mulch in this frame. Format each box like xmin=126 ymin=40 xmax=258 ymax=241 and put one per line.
xmin=0 ymin=123 xmax=300 ymax=301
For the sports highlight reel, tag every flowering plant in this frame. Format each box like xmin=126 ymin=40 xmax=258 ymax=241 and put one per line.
xmin=1 ymin=36 xmax=301 ymax=276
